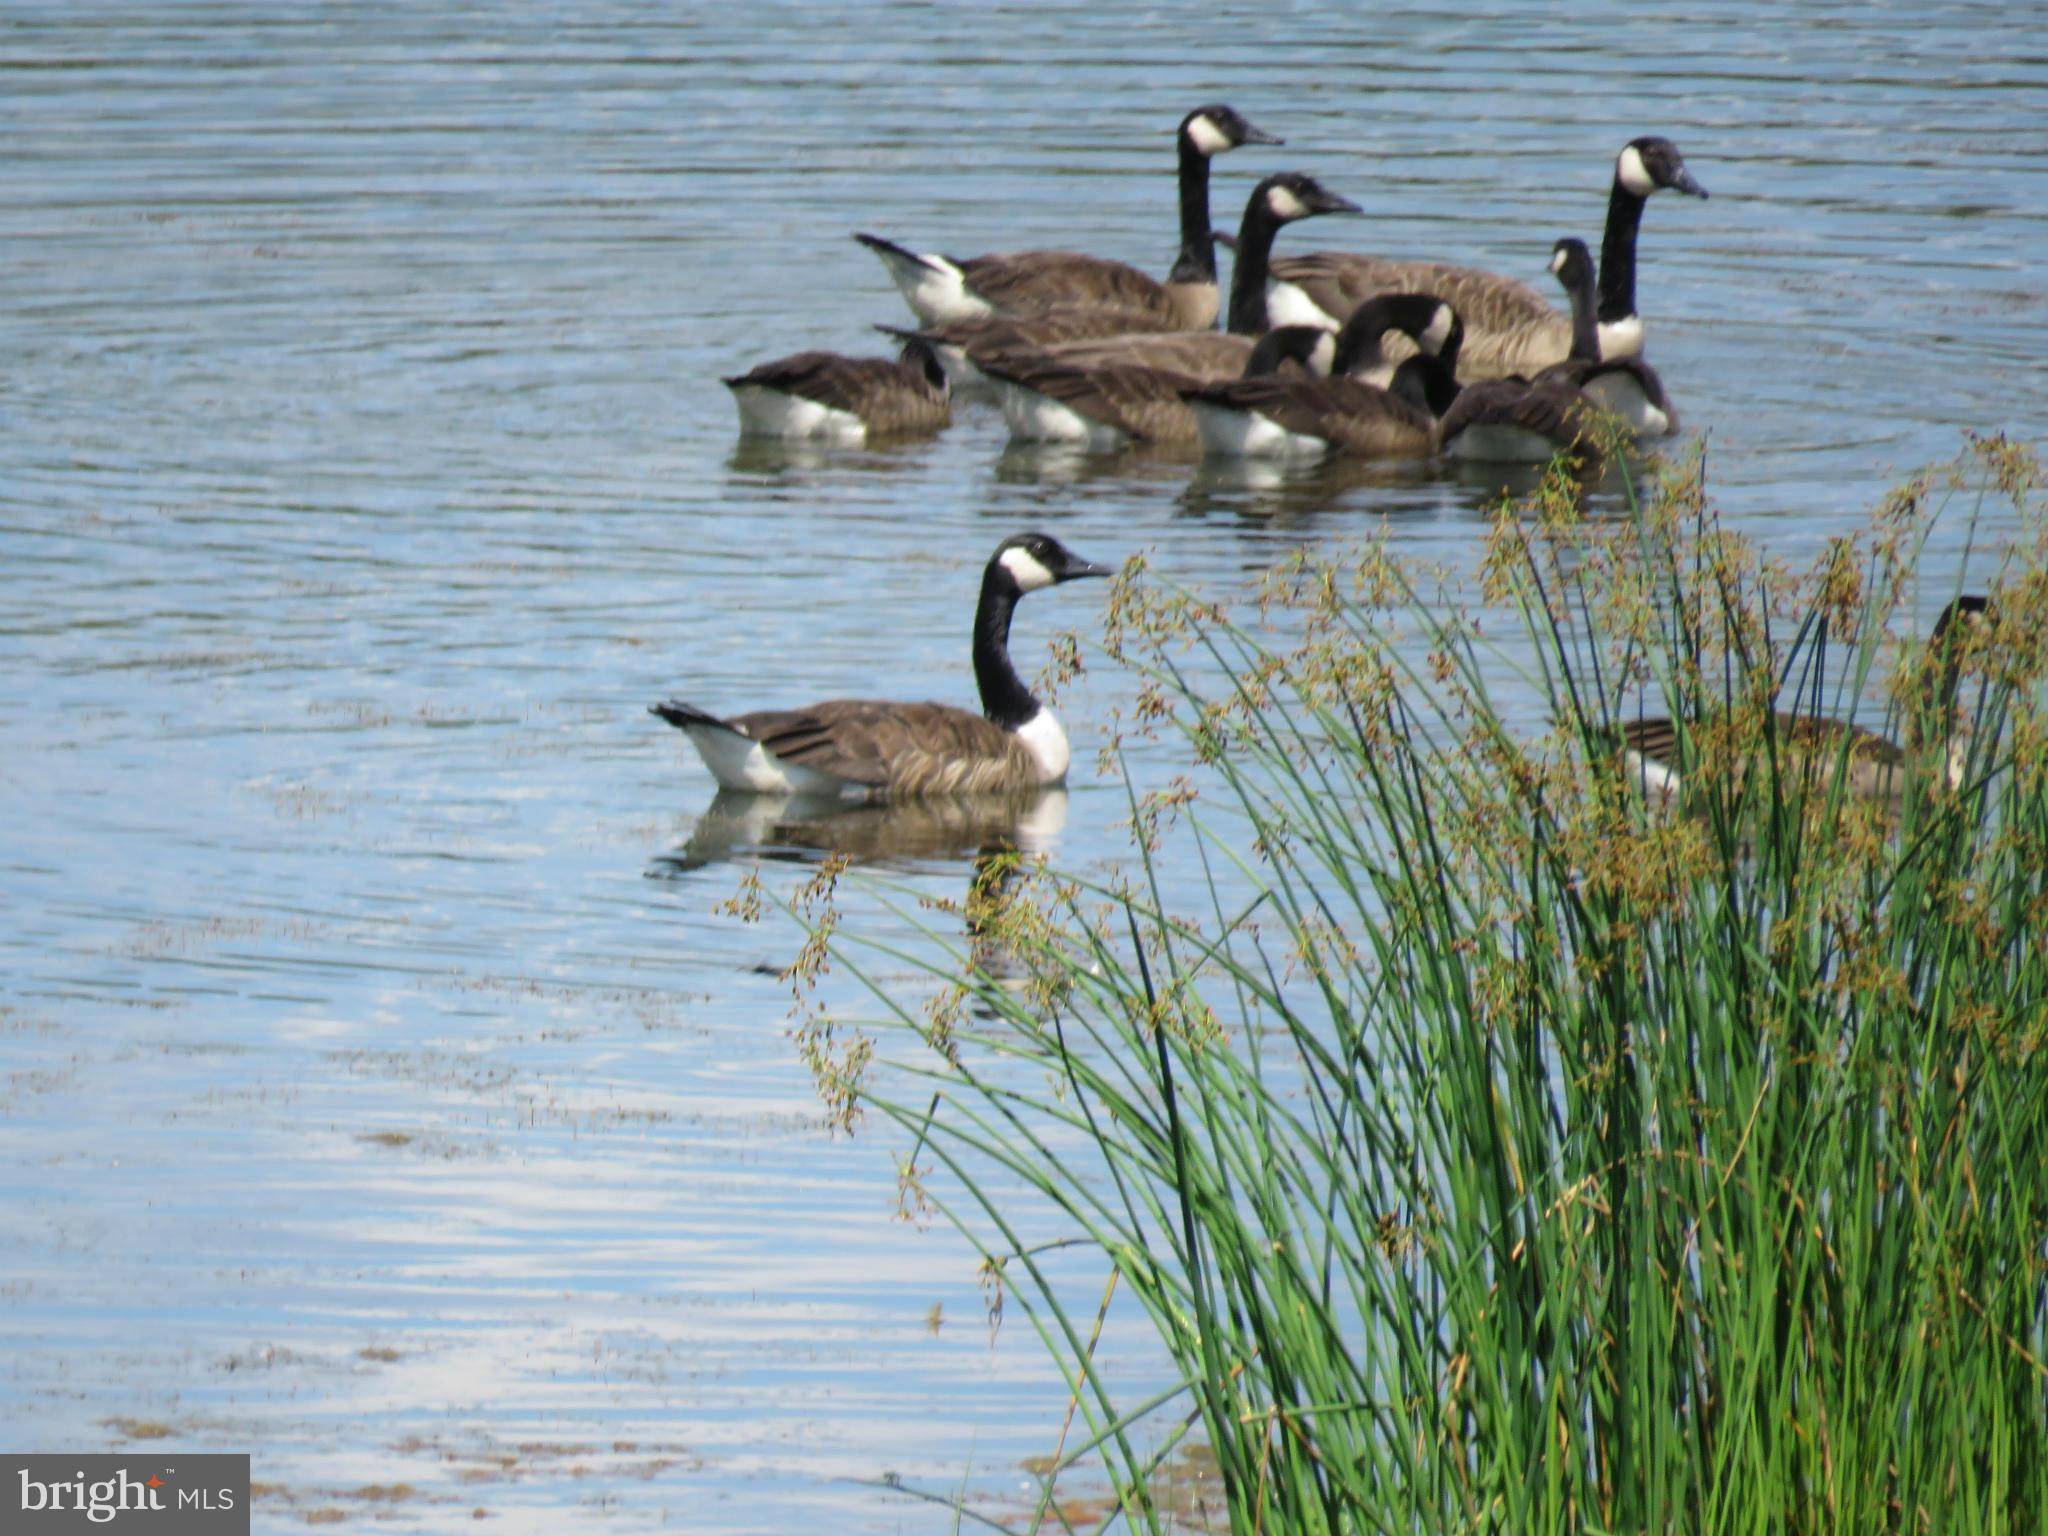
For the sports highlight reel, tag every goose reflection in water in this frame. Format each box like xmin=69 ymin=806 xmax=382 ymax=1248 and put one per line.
xmin=653 ymin=785 xmax=1070 ymax=875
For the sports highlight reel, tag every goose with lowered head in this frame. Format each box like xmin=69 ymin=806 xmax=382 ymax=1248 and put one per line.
xmin=970 ymin=172 xmax=1362 ymax=443
xmin=652 ymin=533 xmax=1111 ymax=799
xmin=722 ymin=337 xmax=951 ymax=441
xmin=856 ymin=104 xmax=1281 ymax=329
xmin=1180 ymin=294 xmax=1463 ymax=459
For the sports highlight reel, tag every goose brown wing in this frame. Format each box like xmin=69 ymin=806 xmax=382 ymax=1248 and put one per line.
xmin=724 ymin=352 xmax=940 ymax=422
xmin=1272 ymin=253 xmax=1558 ymax=332
xmin=1542 ymin=356 xmax=1678 ymax=433
xmin=1436 ymin=377 xmax=1593 ymax=448
xmin=959 ymin=251 xmax=1176 ymax=322
xmin=1015 ymin=331 xmax=1257 ymax=382
xmin=979 ymin=352 xmax=1207 ymax=444
xmin=735 ymin=700 xmax=1028 ymax=793
xmin=1189 ymin=375 xmax=1434 ymax=456
xmin=900 ymin=306 xmax=1172 ymax=355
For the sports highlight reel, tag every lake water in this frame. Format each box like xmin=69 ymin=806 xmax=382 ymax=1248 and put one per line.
xmin=2 ymin=3 xmax=2043 ymax=1531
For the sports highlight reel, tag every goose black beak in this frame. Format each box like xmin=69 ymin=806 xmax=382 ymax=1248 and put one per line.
xmin=1314 ymin=190 xmax=1364 ymax=217
xmin=1670 ymin=166 xmax=1709 ymax=199
xmin=1239 ymin=123 xmax=1285 ymax=147
xmin=1060 ymin=557 xmax=1115 ymax=582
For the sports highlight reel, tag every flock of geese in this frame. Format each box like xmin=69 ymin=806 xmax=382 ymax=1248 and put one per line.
xmin=720 ymin=104 xmax=1706 ymax=464
xmin=657 ymin=110 xmax=1989 ymax=816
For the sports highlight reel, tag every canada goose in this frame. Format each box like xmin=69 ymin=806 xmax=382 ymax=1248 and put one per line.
xmin=1180 ymin=295 xmax=1463 ymax=459
xmin=723 ymin=339 xmax=951 ymax=440
xmin=1535 ymin=237 xmax=1678 ymax=437
xmin=1432 ymin=372 xmax=1594 ymax=463
xmin=980 ymin=321 xmax=1339 ymax=451
xmin=652 ymin=533 xmax=1110 ymax=799
xmin=966 ymin=173 xmax=1361 ymax=386
xmin=1266 ymin=136 xmax=1708 ymax=378
xmin=855 ymin=104 xmax=1281 ymax=330
xmin=878 ymin=305 xmax=1176 ymax=398
xmin=971 ymin=173 xmax=1362 ymax=443
xmin=1618 ymin=596 xmax=1995 ymax=805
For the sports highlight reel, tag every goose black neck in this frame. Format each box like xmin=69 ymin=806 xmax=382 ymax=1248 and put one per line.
xmin=1563 ymin=260 xmax=1600 ymax=362
xmin=1597 ymin=178 xmax=1648 ymax=324
xmin=974 ymin=573 xmax=1039 ymax=730
xmin=1166 ymin=136 xmax=1218 ymax=286
xmin=1392 ymin=354 xmax=1461 ymax=419
xmin=1226 ymin=198 xmax=1286 ymax=335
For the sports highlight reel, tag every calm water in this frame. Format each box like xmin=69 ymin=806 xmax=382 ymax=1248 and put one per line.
xmin=3 ymin=3 xmax=2044 ymax=1531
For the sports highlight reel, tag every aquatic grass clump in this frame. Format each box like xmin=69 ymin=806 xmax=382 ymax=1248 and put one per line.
xmin=779 ymin=438 xmax=2048 ymax=1535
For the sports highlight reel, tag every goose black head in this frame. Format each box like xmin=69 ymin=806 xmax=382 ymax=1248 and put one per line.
xmin=1245 ymin=325 xmax=1339 ymax=379
xmin=1254 ymin=172 xmax=1362 ymax=225
xmin=897 ymin=336 xmax=950 ymax=394
xmin=990 ymin=532 xmax=1113 ymax=595
xmin=1930 ymin=593 xmax=1995 ymax=648
xmin=1180 ymin=104 xmax=1283 ymax=157
xmin=1549 ymin=237 xmax=1597 ymax=291
xmin=1615 ymin=136 xmax=1707 ymax=200
xmin=1333 ymin=294 xmax=1462 ymax=376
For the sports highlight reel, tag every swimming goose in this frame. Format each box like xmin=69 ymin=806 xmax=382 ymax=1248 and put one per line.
xmin=723 ymin=338 xmax=951 ymax=440
xmin=856 ymin=104 xmax=1281 ymax=329
xmin=1534 ymin=236 xmax=1678 ymax=437
xmin=652 ymin=533 xmax=1110 ymax=799
xmin=1618 ymin=596 xmax=1995 ymax=805
xmin=978 ymin=323 xmax=1338 ymax=450
xmin=970 ymin=173 xmax=1362 ymax=443
xmin=1181 ymin=294 xmax=1463 ymax=459
xmin=1266 ymin=136 xmax=1708 ymax=378
xmin=877 ymin=305 xmax=1176 ymax=397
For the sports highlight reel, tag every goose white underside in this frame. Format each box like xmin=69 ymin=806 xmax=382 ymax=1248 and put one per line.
xmin=997 ymin=381 xmax=1131 ymax=450
xmin=1190 ymin=400 xmax=1326 ymax=459
xmin=682 ymin=722 xmax=867 ymax=797
xmin=873 ymin=247 xmax=993 ymax=326
xmin=1443 ymin=423 xmax=1568 ymax=463
xmin=729 ymin=386 xmax=867 ymax=442
xmin=1596 ymin=314 xmax=1645 ymax=360
xmin=1622 ymin=748 xmax=1683 ymax=806
xmin=1262 ymin=279 xmax=1342 ymax=332
xmin=1582 ymin=372 xmax=1671 ymax=436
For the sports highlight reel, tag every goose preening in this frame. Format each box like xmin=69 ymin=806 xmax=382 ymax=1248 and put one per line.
xmin=1618 ymin=596 xmax=1995 ymax=805
xmin=1265 ymin=136 xmax=1707 ymax=379
xmin=970 ymin=173 xmax=1362 ymax=444
xmin=856 ymin=104 xmax=1281 ymax=329
xmin=979 ymin=320 xmax=1339 ymax=451
xmin=652 ymin=533 xmax=1110 ymax=799
xmin=1534 ymin=236 xmax=1678 ymax=437
xmin=1181 ymin=294 xmax=1461 ymax=459
xmin=723 ymin=338 xmax=951 ymax=440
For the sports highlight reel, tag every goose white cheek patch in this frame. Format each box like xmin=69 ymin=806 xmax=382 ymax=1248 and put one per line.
xmin=1617 ymin=144 xmax=1654 ymax=196
xmin=1185 ymin=115 xmax=1232 ymax=157
xmin=1420 ymin=304 xmax=1455 ymax=355
xmin=999 ymin=546 xmax=1057 ymax=591
xmin=1266 ymin=185 xmax=1311 ymax=221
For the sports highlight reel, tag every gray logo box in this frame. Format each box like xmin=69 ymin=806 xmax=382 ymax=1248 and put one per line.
xmin=5 ymin=1454 xmax=249 ymax=1534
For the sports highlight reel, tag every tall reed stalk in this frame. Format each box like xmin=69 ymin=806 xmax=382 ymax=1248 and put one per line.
xmin=771 ymin=439 xmax=2048 ymax=1535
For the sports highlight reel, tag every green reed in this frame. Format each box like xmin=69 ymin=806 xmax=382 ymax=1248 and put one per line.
xmin=768 ymin=436 xmax=2048 ymax=1535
